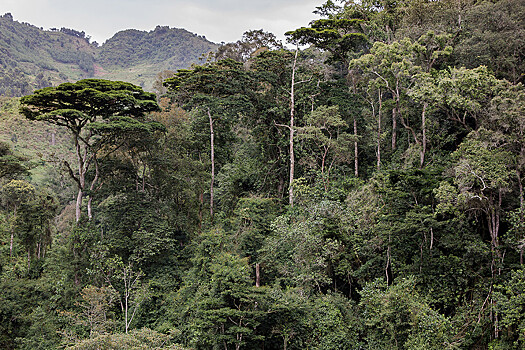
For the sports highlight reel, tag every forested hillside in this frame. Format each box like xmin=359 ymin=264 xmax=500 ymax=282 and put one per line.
xmin=1 ymin=0 xmax=525 ymax=349
xmin=0 ymin=13 xmax=218 ymax=94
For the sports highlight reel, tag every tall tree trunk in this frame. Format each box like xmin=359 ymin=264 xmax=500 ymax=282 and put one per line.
xmin=354 ymin=116 xmax=359 ymax=177
xmin=87 ymin=157 xmax=99 ymax=221
xmin=255 ymin=263 xmax=261 ymax=287
xmin=517 ymin=168 xmax=524 ymax=264
xmin=74 ymin=134 xmax=88 ymax=222
xmin=9 ymin=206 xmax=16 ymax=257
xmin=392 ymin=108 xmax=397 ymax=150
xmin=375 ymin=90 xmax=382 ymax=170
xmin=76 ymin=135 xmax=83 ymax=222
xmin=208 ymin=109 xmax=215 ymax=220
xmin=420 ymin=102 xmax=427 ymax=168
xmin=76 ymin=188 xmax=83 ymax=223
xmin=288 ymin=49 xmax=299 ymax=207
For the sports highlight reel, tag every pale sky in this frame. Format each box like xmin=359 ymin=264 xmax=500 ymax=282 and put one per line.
xmin=1 ymin=0 xmax=322 ymax=45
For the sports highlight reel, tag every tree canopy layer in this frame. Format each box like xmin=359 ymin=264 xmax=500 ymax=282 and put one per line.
xmin=1 ymin=1 xmax=525 ymax=349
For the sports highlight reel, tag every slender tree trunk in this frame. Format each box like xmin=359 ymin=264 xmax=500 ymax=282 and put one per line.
xmin=354 ymin=116 xmax=358 ymax=177
xmin=386 ymin=233 xmax=392 ymax=285
xmin=255 ymin=263 xmax=260 ymax=287
xmin=392 ymin=108 xmax=397 ymax=150
xmin=288 ymin=49 xmax=298 ymax=207
xmin=517 ymin=168 xmax=524 ymax=264
xmin=87 ymin=158 xmax=99 ymax=221
xmin=125 ymin=292 xmax=129 ymax=334
xmin=9 ymin=206 xmax=16 ymax=257
xmin=208 ymin=109 xmax=215 ymax=220
xmin=75 ymin=135 xmax=83 ymax=222
xmin=420 ymin=102 xmax=427 ymax=168
xmin=76 ymin=188 xmax=83 ymax=222
xmin=377 ymin=90 xmax=382 ymax=171
xmin=321 ymin=146 xmax=328 ymax=178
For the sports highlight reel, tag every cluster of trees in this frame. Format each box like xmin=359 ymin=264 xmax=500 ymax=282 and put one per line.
xmin=1 ymin=0 xmax=525 ymax=349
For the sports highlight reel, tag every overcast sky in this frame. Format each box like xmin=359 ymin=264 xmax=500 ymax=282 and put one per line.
xmin=2 ymin=0 xmax=322 ymax=45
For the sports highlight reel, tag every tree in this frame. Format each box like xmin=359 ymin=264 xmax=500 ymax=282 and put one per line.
xmin=173 ymin=231 xmax=264 ymax=350
xmin=359 ymin=277 xmax=451 ymax=349
xmin=286 ymin=17 xmax=367 ymax=71
xmin=19 ymin=79 xmax=161 ymax=222
xmin=93 ymin=255 xmax=148 ymax=334
xmin=350 ymin=34 xmax=451 ymax=165
xmin=436 ymin=129 xmax=514 ymax=281
xmin=15 ymin=189 xmax=57 ymax=268
xmin=0 ymin=141 xmax=29 ymax=180
xmin=65 ymin=328 xmax=186 ymax=350
xmin=216 ymin=29 xmax=284 ymax=62
xmin=165 ymin=59 xmax=255 ymax=218
xmin=298 ymin=105 xmax=352 ymax=188
xmin=0 ymin=179 xmax=35 ymax=257
xmin=61 ymin=285 xmax=118 ymax=339
xmin=287 ymin=12 xmax=367 ymax=177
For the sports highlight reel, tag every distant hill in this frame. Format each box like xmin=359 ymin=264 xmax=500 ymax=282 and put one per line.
xmin=0 ymin=13 xmax=219 ymax=95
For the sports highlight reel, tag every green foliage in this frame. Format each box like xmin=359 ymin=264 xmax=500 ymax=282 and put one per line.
xmin=359 ymin=277 xmax=452 ymax=349
xmin=2 ymin=2 xmax=525 ymax=349
xmin=65 ymin=328 xmax=186 ymax=350
xmin=493 ymin=268 xmax=525 ymax=348
xmin=286 ymin=18 xmax=367 ymax=65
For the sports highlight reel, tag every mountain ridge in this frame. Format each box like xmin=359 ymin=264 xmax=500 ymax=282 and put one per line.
xmin=0 ymin=13 xmax=219 ymax=95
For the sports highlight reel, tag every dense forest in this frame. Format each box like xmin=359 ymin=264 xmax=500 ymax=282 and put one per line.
xmin=1 ymin=0 xmax=525 ymax=349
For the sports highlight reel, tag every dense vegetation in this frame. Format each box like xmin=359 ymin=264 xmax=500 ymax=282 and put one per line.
xmin=0 ymin=13 xmax=217 ymax=94
xmin=1 ymin=0 xmax=525 ymax=349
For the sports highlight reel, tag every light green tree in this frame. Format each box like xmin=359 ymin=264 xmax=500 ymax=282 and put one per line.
xmin=0 ymin=179 xmax=35 ymax=257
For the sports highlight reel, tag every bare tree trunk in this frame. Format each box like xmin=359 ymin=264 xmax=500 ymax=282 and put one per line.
xmin=208 ymin=109 xmax=215 ymax=220
xmin=517 ymin=168 xmax=524 ymax=264
xmin=255 ymin=263 xmax=260 ymax=287
xmin=354 ymin=116 xmax=359 ymax=177
xmin=288 ymin=49 xmax=299 ymax=207
xmin=386 ymin=234 xmax=391 ymax=285
xmin=87 ymin=158 xmax=99 ymax=221
xmin=10 ymin=231 xmax=13 ymax=256
xmin=9 ymin=206 xmax=16 ymax=257
xmin=75 ymin=135 xmax=84 ymax=222
xmin=76 ymin=188 xmax=83 ymax=223
xmin=321 ymin=146 xmax=328 ymax=178
xmin=392 ymin=108 xmax=397 ymax=150
xmin=420 ymin=102 xmax=427 ymax=168
xmin=377 ymin=90 xmax=382 ymax=171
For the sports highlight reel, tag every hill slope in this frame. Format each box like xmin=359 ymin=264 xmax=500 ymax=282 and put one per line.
xmin=0 ymin=13 xmax=219 ymax=95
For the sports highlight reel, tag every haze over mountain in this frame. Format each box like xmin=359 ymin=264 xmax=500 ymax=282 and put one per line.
xmin=0 ymin=13 xmax=219 ymax=95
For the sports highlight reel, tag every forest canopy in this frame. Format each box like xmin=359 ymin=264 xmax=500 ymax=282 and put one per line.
xmin=1 ymin=0 xmax=525 ymax=349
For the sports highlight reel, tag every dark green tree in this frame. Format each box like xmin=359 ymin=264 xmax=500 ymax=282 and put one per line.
xmin=19 ymin=79 xmax=161 ymax=222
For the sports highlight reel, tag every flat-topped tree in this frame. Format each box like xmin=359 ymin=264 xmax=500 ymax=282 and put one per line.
xmin=286 ymin=13 xmax=367 ymax=177
xmin=20 ymin=79 xmax=162 ymax=222
xmin=286 ymin=17 xmax=367 ymax=70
